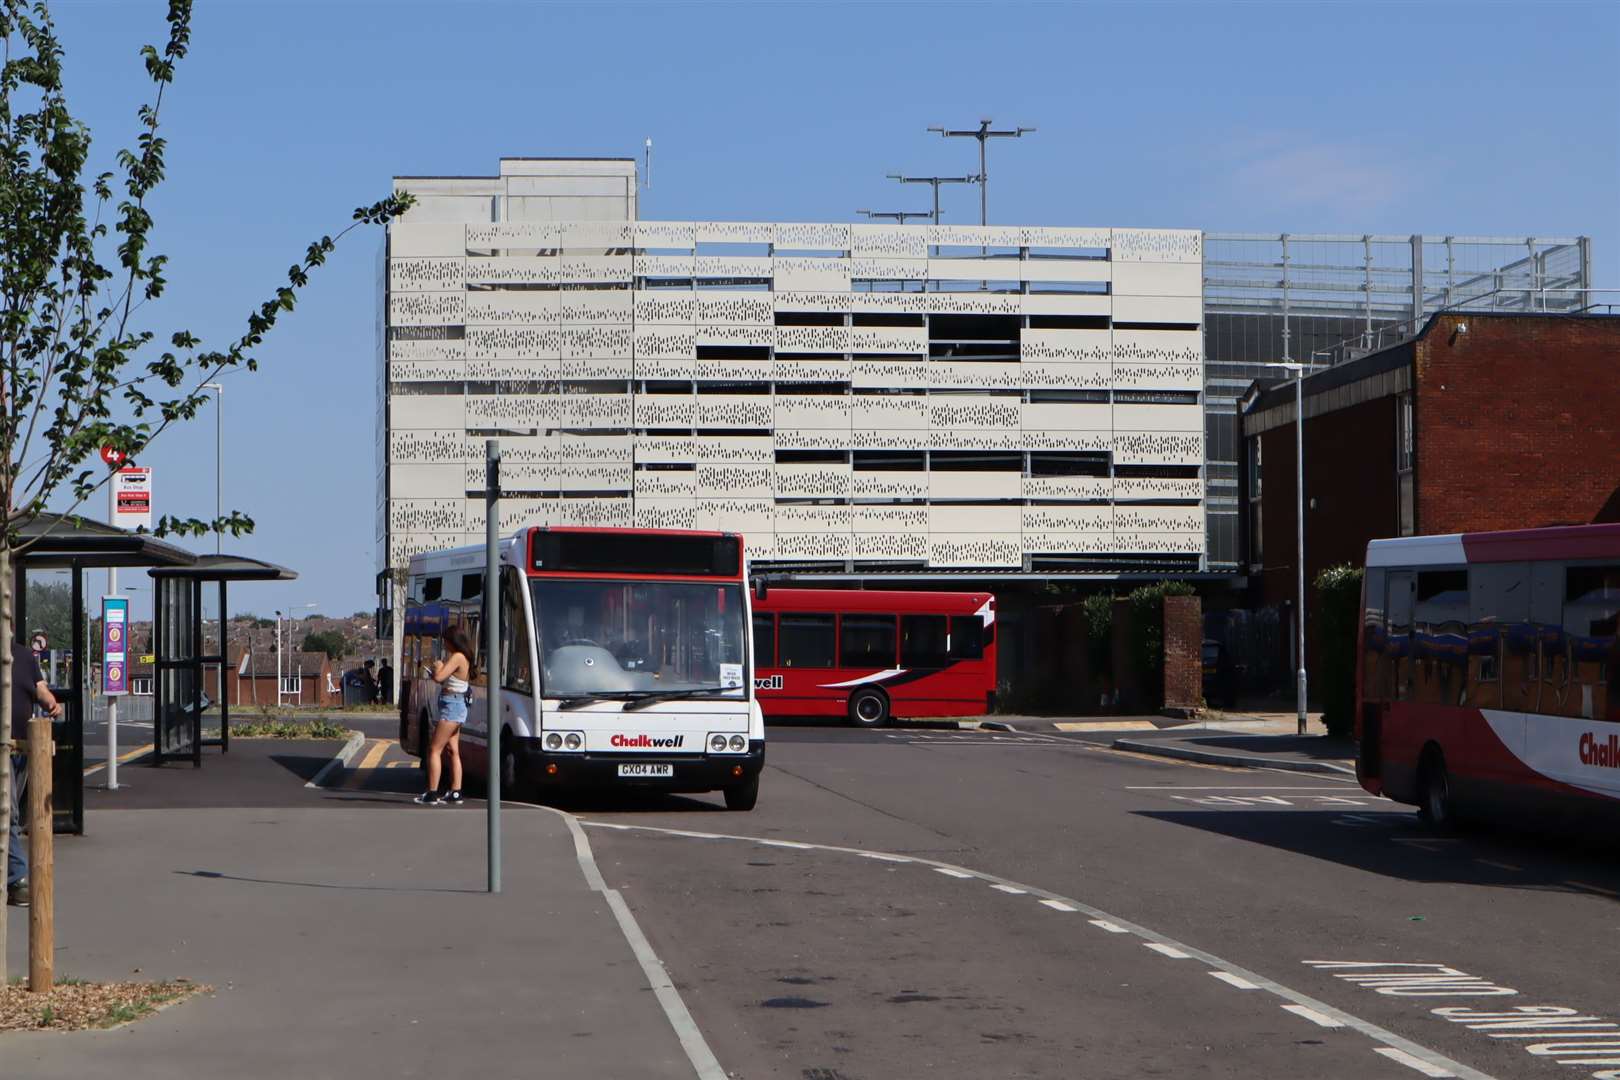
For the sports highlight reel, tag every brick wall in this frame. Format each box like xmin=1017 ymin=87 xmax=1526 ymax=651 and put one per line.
xmin=1257 ymin=394 xmax=1401 ymax=615
xmin=1415 ymin=314 xmax=1620 ymax=532
xmin=1162 ymin=594 xmax=1203 ymax=710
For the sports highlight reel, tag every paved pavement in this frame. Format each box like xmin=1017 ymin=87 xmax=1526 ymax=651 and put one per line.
xmin=4 ymin=795 xmax=695 ymax=1077
xmin=8 ymin=718 xmax=1620 ymax=1078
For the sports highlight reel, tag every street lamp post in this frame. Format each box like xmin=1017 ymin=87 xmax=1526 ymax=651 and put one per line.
xmin=202 ymin=383 xmax=223 ymax=555
xmin=1273 ymin=361 xmax=1307 ymax=736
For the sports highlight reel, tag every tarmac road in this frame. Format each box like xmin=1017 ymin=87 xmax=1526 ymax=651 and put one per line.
xmin=44 ymin=718 xmax=1620 ymax=1079
xmin=569 ymin=724 xmax=1620 ymax=1080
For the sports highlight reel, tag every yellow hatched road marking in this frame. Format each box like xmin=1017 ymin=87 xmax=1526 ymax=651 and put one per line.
xmin=84 ymin=743 xmax=155 ymax=777
xmin=343 ymin=739 xmax=394 ymax=786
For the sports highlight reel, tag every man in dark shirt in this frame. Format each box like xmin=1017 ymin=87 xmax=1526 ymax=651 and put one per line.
xmin=9 ymin=641 xmax=62 ymax=907
xmin=377 ymin=660 xmax=394 ymax=706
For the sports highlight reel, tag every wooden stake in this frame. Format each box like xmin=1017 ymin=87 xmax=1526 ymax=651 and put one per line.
xmin=28 ymin=716 xmax=53 ymax=993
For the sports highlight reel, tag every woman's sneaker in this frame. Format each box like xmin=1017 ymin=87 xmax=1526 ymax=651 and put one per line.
xmin=413 ymin=791 xmax=442 ymax=805
xmin=444 ymin=790 xmax=464 ymax=806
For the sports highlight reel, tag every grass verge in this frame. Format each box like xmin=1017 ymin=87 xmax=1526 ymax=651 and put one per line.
xmin=203 ymin=718 xmax=352 ymax=740
xmin=1 ymin=978 xmax=209 ymax=1032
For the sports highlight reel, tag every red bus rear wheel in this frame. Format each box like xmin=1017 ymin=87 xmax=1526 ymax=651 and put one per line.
xmin=849 ymin=688 xmax=891 ymax=728
xmin=1418 ymin=748 xmax=1454 ymax=831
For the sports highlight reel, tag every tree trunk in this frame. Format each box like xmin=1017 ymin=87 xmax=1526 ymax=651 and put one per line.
xmin=1 ymin=540 xmax=14 ymax=979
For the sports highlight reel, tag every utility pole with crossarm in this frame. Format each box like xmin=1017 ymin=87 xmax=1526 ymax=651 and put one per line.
xmin=927 ymin=120 xmax=1035 ymax=228
xmin=885 ymin=173 xmax=979 ymax=225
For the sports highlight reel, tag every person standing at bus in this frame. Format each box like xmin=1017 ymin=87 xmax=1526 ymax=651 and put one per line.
xmin=9 ymin=640 xmax=62 ymax=906
xmin=414 ymin=626 xmax=474 ymax=806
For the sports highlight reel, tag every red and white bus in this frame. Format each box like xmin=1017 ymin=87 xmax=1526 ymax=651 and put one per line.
xmin=398 ymin=527 xmax=764 ymax=810
xmin=1355 ymin=523 xmax=1620 ymax=827
xmin=751 ymin=588 xmax=996 ymax=726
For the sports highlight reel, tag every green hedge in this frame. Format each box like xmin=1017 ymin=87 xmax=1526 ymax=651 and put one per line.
xmin=1315 ymin=564 xmax=1364 ymax=738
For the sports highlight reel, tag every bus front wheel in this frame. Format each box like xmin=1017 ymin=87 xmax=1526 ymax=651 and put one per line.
xmin=1418 ymin=748 xmax=1454 ymax=831
xmin=849 ymin=688 xmax=890 ymax=728
xmin=724 ymin=772 xmax=759 ymax=811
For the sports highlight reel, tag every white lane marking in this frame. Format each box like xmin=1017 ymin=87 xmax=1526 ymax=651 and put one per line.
xmin=991 ymin=884 xmax=1028 ymax=895
xmin=1040 ymin=899 xmax=1078 ymax=912
xmin=1145 ymin=943 xmax=1192 ymax=959
xmin=555 ymin=812 xmax=726 ymax=1080
xmin=580 ymin=820 xmax=1496 ymax=1080
xmin=1089 ymin=919 xmax=1130 ymax=934
xmin=1473 ymin=859 xmax=1522 ymax=872
xmin=933 ymin=867 xmax=975 ymax=879
xmin=1375 ymin=1047 xmax=1458 ymax=1077
xmin=758 ymin=839 xmax=814 ymax=850
xmin=1210 ymin=971 xmax=1261 ymax=990
xmin=305 ymin=731 xmax=365 ymax=789
xmin=1283 ymin=1004 xmax=1347 ymax=1028
xmin=1126 ymin=785 xmax=1358 ymax=790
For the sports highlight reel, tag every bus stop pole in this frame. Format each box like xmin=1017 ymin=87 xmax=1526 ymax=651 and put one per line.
xmin=107 ymin=565 xmax=118 ymax=790
xmin=485 ymin=439 xmax=502 ymax=894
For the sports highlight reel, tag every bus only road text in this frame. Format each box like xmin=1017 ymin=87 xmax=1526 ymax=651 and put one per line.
xmin=1306 ymin=962 xmax=1620 ymax=1078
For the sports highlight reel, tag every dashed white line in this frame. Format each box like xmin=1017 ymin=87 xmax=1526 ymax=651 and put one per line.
xmin=990 ymin=884 xmax=1028 ymax=895
xmin=933 ymin=867 xmax=976 ymax=879
xmin=758 ymin=839 xmax=814 ymax=850
xmin=1473 ymin=859 xmax=1521 ymax=872
xmin=1209 ymin=971 xmax=1261 ymax=990
xmin=1375 ymin=1047 xmax=1458 ymax=1077
xmin=1283 ymin=1004 xmax=1346 ymax=1029
xmin=579 ymin=820 xmax=1496 ymax=1080
xmin=1145 ymin=942 xmax=1191 ymax=960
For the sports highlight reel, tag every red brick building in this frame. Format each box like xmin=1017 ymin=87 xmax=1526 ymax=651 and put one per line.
xmin=1240 ymin=312 xmax=1620 ymax=688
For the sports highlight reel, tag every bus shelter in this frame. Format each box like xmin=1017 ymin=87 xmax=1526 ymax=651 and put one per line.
xmin=147 ymin=556 xmax=297 ymax=766
xmin=12 ymin=514 xmax=198 ymax=833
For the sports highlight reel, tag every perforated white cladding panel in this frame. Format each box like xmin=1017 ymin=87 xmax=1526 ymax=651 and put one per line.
xmin=384 ymin=215 xmax=1206 ymax=570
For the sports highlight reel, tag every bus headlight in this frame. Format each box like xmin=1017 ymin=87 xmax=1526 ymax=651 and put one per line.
xmin=710 ymin=734 xmax=728 ymax=752
xmin=564 ymin=732 xmax=582 ymax=750
xmin=546 ymin=733 xmax=563 ymax=751
xmin=728 ymin=735 xmax=746 ymax=752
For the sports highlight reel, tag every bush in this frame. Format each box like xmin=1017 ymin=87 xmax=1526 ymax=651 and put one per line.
xmin=1315 ymin=564 xmax=1364 ymax=738
xmin=1081 ymin=592 xmax=1114 ymax=681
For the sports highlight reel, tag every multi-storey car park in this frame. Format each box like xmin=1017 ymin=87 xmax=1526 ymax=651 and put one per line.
xmin=376 ymin=158 xmax=1592 ymax=611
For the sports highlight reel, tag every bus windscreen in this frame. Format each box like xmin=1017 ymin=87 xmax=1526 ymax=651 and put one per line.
xmin=532 ymin=531 xmax=741 ymax=578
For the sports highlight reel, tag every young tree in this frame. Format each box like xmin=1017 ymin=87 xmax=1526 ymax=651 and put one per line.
xmin=0 ymin=1 xmax=411 ymax=973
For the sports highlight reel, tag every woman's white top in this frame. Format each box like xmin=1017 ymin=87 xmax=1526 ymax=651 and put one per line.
xmin=444 ymin=674 xmax=469 ymax=695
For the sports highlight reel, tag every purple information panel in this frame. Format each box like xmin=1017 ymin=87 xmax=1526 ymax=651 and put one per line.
xmin=102 ymin=595 xmax=130 ymax=696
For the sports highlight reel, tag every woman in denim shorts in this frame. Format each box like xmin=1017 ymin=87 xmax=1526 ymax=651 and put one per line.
xmin=415 ymin=625 xmax=476 ymax=806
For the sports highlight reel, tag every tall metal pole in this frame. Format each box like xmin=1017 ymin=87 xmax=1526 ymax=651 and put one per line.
xmin=886 ymin=174 xmax=978 ymax=226
xmin=204 ymin=383 xmax=223 ymax=555
xmin=484 ymin=439 xmax=502 ymax=894
xmin=107 ymin=566 xmax=117 ymax=790
xmin=1295 ymin=371 xmax=1307 ymax=736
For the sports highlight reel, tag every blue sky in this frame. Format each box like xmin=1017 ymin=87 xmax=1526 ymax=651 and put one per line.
xmin=41 ymin=0 xmax=1620 ymax=622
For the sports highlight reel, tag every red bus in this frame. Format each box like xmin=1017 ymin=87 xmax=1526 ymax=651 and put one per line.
xmin=1355 ymin=523 xmax=1620 ymax=828
xmin=751 ymin=588 xmax=997 ymax=726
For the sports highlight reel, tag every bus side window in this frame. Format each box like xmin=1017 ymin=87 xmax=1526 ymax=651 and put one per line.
xmin=502 ymin=566 xmax=533 ymax=695
xmin=1564 ymin=564 xmax=1620 ymax=721
xmin=1387 ymin=571 xmax=1414 ymax=701
xmin=1470 ymin=562 xmax=1528 ymax=705
xmin=752 ymin=613 xmax=776 ymax=667
xmin=840 ymin=615 xmax=897 ymax=669
xmin=779 ymin=614 xmax=834 ymax=669
xmin=423 ymin=577 xmax=443 ymax=603
xmin=949 ymin=616 xmax=986 ymax=660
xmin=1362 ymin=567 xmax=1386 ymax=704
xmin=1415 ymin=569 xmax=1468 ymax=705
xmin=902 ymin=615 xmax=949 ymax=668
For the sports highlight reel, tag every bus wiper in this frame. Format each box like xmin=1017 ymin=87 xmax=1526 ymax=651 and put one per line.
xmin=557 ymin=692 xmax=630 ymax=711
xmin=620 ymin=686 xmax=730 ymax=711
